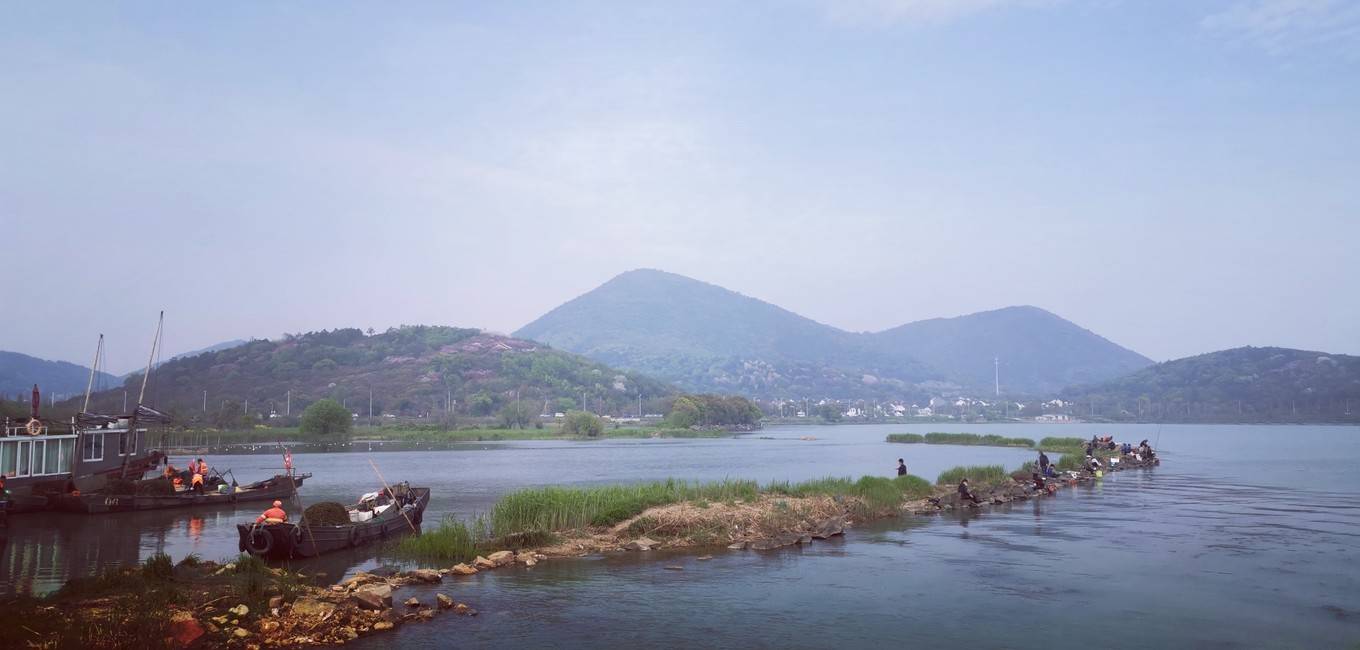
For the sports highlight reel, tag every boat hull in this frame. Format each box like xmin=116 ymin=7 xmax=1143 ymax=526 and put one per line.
xmin=48 ymin=474 xmax=310 ymax=514
xmin=237 ymin=487 xmax=430 ymax=560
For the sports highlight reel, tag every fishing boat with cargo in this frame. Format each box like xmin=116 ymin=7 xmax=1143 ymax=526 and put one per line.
xmin=238 ymin=482 xmax=430 ymax=560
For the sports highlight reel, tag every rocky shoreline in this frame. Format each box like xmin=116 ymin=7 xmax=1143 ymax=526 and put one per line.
xmin=7 ymin=458 xmax=1159 ymax=648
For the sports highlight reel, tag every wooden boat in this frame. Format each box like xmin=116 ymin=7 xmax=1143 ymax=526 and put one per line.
xmin=237 ymin=483 xmax=429 ymax=560
xmin=49 ymin=473 xmax=310 ymax=514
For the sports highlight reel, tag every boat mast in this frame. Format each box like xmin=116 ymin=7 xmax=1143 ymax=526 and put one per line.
xmin=122 ymin=311 xmax=163 ymax=479
xmin=138 ymin=312 xmax=163 ymax=406
xmin=82 ymin=334 xmax=104 ymax=413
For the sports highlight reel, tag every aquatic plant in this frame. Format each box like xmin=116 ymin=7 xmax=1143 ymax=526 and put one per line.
xmin=489 ymin=478 xmax=762 ymax=535
xmin=886 ymin=433 xmax=924 ymax=443
xmin=398 ymin=517 xmax=491 ymax=563
xmin=936 ymin=465 xmax=1009 ymax=486
xmin=921 ymin=432 xmax=1035 ymax=447
xmin=141 ymin=552 xmax=175 ymax=581
xmin=1037 ymin=437 xmax=1086 ymax=453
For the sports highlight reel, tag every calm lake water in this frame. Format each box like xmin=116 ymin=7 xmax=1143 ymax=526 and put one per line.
xmin=4 ymin=423 xmax=1359 ymax=648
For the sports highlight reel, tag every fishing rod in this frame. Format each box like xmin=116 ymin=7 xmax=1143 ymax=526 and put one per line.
xmin=369 ymin=459 xmax=418 ymax=533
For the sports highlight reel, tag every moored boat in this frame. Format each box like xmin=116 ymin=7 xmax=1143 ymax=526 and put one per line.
xmin=237 ymin=482 xmax=429 ymax=560
xmin=49 ymin=473 xmax=310 ymax=514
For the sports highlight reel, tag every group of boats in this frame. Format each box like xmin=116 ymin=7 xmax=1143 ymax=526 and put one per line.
xmin=1 ymin=316 xmax=430 ymax=560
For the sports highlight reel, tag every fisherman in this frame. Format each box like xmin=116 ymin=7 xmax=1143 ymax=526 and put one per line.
xmin=191 ymin=458 xmax=207 ymax=493
xmin=896 ymin=459 xmax=907 ymax=476
xmin=1038 ymin=451 xmax=1051 ymax=474
xmin=958 ymin=478 xmax=982 ymax=505
xmin=1086 ymin=456 xmax=1102 ymax=474
xmin=163 ymin=464 xmax=178 ymax=480
xmin=256 ymin=500 xmax=288 ymax=524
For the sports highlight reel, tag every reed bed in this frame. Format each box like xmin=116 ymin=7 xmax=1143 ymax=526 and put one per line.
xmin=885 ymin=432 xmax=1034 ymax=448
xmin=936 ymin=465 xmax=1010 ymax=486
xmin=490 ymin=479 xmax=762 ymax=536
xmin=1037 ymin=436 xmax=1086 ymax=453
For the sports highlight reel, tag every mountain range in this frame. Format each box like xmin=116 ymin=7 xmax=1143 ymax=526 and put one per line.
xmin=1062 ymin=346 xmax=1360 ymax=422
xmin=516 ymin=269 xmax=1153 ymax=399
xmin=0 ymin=351 xmax=118 ymax=399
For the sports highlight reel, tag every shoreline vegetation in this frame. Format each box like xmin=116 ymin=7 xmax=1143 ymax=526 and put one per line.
xmin=888 ymin=432 xmax=1094 ymax=455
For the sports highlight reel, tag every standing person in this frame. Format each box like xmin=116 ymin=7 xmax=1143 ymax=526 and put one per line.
xmin=191 ymin=458 xmax=207 ymax=493
xmin=1038 ymin=451 xmax=1050 ymax=474
xmin=896 ymin=459 xmax=907 ymax=476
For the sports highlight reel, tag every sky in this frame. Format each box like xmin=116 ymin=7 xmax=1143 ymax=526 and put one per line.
xmin=2 ymin=0 xmax=1358 ymax=373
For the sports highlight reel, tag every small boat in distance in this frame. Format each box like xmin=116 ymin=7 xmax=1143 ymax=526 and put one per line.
xmin=237 ymin=482 xmax=430 ymax=560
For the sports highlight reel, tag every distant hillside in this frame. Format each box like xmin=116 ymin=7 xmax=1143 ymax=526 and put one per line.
xmin=515 ymin=269 xmax=942 ymax=399
xmin=0 ymin=351 xmax=117 ymax=399
xmin=1061 ymin=346 xmax=1360 ymax=423
xmin=80 ymin=326 xmax=675 ymax=422
xmin=515 ymin=269 xmax=1151 ymax=398
xmin=118 ymin=339 xmax=250 ymax=379
xmin=871 ymin=306 xmax=1152 ymax=395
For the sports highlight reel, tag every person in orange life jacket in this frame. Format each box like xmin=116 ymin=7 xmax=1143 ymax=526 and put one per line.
xmin=191 ymin=458 xmax=207 ymax=493
xmin=256 ymin=500 xmax=287 ymax=524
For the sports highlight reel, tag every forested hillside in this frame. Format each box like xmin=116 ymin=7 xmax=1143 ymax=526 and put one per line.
xmin=1061 ymin=346 xmax=1360 ymax=423
xmin=77 ymin=326 xmax=675 ymax=424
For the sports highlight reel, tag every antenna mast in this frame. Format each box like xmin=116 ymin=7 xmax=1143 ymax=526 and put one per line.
xmin=138 ymin=311 xmax=164 ymax=405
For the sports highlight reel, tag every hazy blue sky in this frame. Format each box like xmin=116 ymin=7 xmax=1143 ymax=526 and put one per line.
xmin=3 ymin=1 xmax=1357 ymax=373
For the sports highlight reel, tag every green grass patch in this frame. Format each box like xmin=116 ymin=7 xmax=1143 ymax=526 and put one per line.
xmin=921 ymin=432 xmax=1035 ymax=447
xmin=1037 ymin=436 xmax=1086 ymax=453
xmin=489 ymin=479 xmax=762 ymax=536
xmin=936 ymin=465 xmax=1010 ymax=486
xmin=398 ymin=517 xmax=490 ymax=563
xmin=886 ymin=433 xmax=924 ymax=444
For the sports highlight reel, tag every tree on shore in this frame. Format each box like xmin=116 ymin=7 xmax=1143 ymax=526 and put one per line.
xmin=498 ymin=400 xmax=537 ymax=429
xmin=562 ymin=410 xmax=603 ymax=437
xmin=300 ymin=398 xmax=352 ymax=435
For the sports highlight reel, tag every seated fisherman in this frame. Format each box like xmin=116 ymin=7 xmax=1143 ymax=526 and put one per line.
xmin=1086 ymin=456 xmax=1102 ymax=473
xmin=958 ymin=478 xmax=982 ymax=505
xmin=255 ymin=500 xmax=288 ymax=524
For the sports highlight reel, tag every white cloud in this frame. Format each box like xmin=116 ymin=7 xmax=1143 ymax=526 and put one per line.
xmin=1203 ymin=0 xmax=1360 ymax=56
xmin=820 ymin=0 xmax=1060 ymax=25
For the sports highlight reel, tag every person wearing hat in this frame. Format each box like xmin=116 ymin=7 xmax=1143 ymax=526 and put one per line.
xmin=256 ymin=500 xmax=288 ymax=524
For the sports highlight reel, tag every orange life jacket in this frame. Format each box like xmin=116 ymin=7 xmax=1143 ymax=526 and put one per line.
xmin=257 ymin=507 xmax=287 ymax=523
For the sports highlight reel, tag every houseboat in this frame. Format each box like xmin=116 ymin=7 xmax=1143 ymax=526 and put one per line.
xmin=1 ymin=406 xmax=166 ymax=513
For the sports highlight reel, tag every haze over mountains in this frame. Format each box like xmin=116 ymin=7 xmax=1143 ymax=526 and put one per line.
xmin=515 ymin=269 xmax=1153 ymax=399
xmin=0 ymin=351 xmax=118 ymax=398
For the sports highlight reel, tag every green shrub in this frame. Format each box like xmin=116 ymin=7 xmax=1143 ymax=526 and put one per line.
xmin=141 ymin=553 xmax=175 ymax=581
xmin=562 ymin=411 xmax=604 ymax=437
